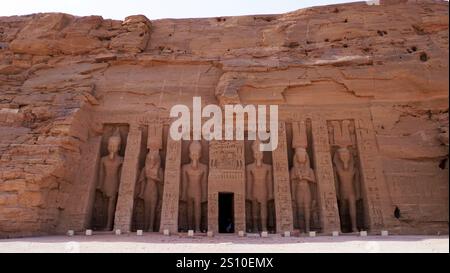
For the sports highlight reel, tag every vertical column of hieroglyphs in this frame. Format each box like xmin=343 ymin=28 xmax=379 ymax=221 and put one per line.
xmin=234 ymin=139 xmax=246 ymax=234
xmin=208 ymin=140 xmax=246 ymax=233
xmin=207 ymin=191 xmax=218 ymax=233
xmin=113 ymin=124 xmax=143 ymax=232
xmin=207 ymin=140 xmax=220 ymax=233
xmin=159 ymin=133 xmax=182 ymax=234
xmin=272 ymin=121 xmax=294 ymax=233
xmin=311 ymin=118 xmax=341 ymax=233
xmin=354 ymin=115 xmax=394 ymax=231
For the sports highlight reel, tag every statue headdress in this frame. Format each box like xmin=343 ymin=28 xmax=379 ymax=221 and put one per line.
xmin=292 ymin=121 xmax=312 ymax=169
xmin=189 ymin=140 xmax=202 ymax=153
xmin=109 ymin=128 xmax=122 ymax=146
xmin=251 ymin=137 xmax=262 ymax=153
xmin=292 ymin=121 xmax=308 ymax=149
xmin=147 ymin=122 xmax=163 ymax=150
xmin=329 ymin=120 xmax=353 ymax=149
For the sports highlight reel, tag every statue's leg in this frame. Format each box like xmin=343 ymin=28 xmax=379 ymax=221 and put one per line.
xmin=187 ymin=198 xmax=193 ymax=231
xmin=295 ymin=188 xmax=303 ymax=231
xmin=348 ymin=196 xmax=357 ymax=232
xmin=149 ymin=197 xmax=157 ymax=232
xmin=303 ymin=205 xmax=311 ymax=233
xmin=260 ymin=200 xmax=268 ymax=232
xmin=143 ymin=200 xmax=150 ymax=231
xmin=304 ymin=190 xmax=312 ymax=233
xmin=106 ymin=195 xmax=117 ymax=231
xmin=156 ymin=186 xmax=163 ymax=226
xmin=296 ymin=202 xmax=302 ymax=231
xmin=338 ymin=199 xmax=346 ymax=224
xmin=194 ymin=198 xmax=201 ymax=233
xmin=252 ymin=200 xmax=259 ymax=232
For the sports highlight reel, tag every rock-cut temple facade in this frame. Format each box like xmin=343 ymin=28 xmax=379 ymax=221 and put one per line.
xmin=0 ymin=0 xmax=448 ymax=238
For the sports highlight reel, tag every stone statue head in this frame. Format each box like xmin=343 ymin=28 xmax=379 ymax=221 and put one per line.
xmin=335 ymin=147 xmax=352 ymax=170
xmin=189 ymin=141 xmax=202 ymax=166
xmin=146 ymin=149 xmax=161 ymax=168
xmin=293 ymin=147 xmax=309 ymax=167
xmin=107 ymin=129 xmax=122 ymax=157
xmin=252 ymin=139 xmax=264 ymax=165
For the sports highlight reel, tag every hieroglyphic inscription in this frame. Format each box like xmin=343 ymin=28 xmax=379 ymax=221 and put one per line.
xmin=114 ymin=124 xmax=142 ymax=232
xmin=272 ymin=121 xmax=294 ymax=233
xmin=311 ymin=118 xmax=341 ymax=233
xmin=354 ymin=117 xmax=391 ymax=230
xmin=159 ymin=135 xmax=182 ymax=233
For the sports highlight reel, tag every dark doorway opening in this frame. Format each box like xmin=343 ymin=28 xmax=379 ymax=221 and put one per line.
xmin=219 ymin=192 xmax=234 ymax=233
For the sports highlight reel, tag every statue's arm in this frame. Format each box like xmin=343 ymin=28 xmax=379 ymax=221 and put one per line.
xmin=309 ymin=169 xmax=316 ymax=183
xmin=332 ymin=155 xmax=340 ymax=200
xmin=137 ymin=169 xmax=145 ymax=198
xmin=181 ymin=166 xmax=188 ymax=202
xmin=149 ymin=164 xmax=161 ymax=182
xmin=309 ymin=169 xmax=317 ymax=206
xmin=97 ymin=159 xmax=105 ymax=190
xmin=354 ymin=166 xmax=361 ymax=200
xmin=118 ymin=159 xmax=123 ymax=180
xmin=159 ymin=168 xmax=164 ymax=184
xmin=289 ymin=169 xmax=295 ymax=201
xmin=333 ymin=168 xmax=340 ymax=200
xmin=157 ymin=167 xmax=165 ymax=198
xmin=267 ymin=167 xmax=274 ymax=201
xmin=201 ymin=166 xmax=208 ymax=203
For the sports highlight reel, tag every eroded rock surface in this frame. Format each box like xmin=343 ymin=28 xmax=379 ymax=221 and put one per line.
xmin=0 ymin=0 xmax=448 ymax=237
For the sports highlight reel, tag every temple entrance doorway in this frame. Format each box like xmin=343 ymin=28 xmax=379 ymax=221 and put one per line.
xmin=218 ymin=192 xmax=234 ymax=233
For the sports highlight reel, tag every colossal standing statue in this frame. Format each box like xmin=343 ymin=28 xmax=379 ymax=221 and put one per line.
xmin=290 ymin=147 xmax=316 ymax=233
xmin=290 ymin=121 xmax=316 ymax=233
xmin=333 ymin=147 xmax=358 ymax=232
xmin=181 ymin=141 xmax=208 ymax=233
xmin=330 ymin=120 xmax=360 ymax=232
xmin=246 ymin=139 xmax=274 ymax=232
xmin=97 ymin=129 xmax=124 ymax=230
xmin=137 ymin=149 xmax=164 ymax=232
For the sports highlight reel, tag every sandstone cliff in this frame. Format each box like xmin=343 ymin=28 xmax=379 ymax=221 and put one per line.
xmin=0 ymin=0 xmax=448 ymax=237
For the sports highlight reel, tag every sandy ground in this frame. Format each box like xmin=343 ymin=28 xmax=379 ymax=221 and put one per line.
xmin=0 ymin=233 xmax=448 ymax=253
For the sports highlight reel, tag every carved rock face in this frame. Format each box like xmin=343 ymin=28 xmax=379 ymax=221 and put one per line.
xmin=0 ymin=0 xmax=448 ymax=237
